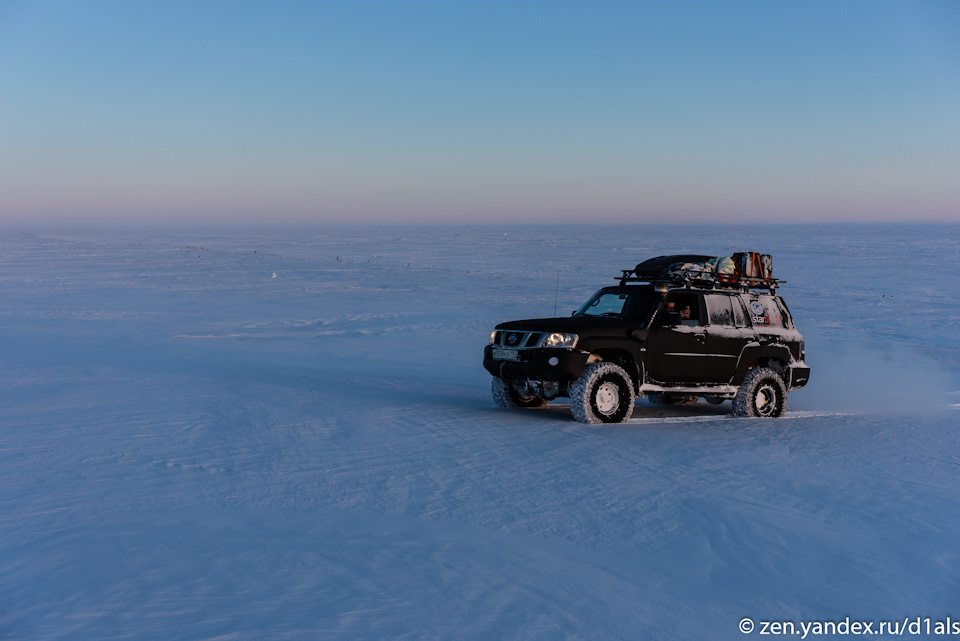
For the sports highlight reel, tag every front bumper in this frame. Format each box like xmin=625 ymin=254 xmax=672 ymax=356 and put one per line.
xmin=483 ymin=345 xmax=590 ymax=383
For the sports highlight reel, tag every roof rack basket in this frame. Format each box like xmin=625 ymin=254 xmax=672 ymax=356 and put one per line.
xmin=618 ymin=269 xmax=784 ymax=292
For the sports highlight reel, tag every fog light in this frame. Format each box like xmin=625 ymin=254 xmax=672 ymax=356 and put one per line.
xmin=548 ymin=356 xmax=559 ymax=366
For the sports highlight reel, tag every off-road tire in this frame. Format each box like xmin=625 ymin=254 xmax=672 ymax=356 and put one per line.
xmin=491 ymin=377 xmax=546 ymax=409
xmin=570 ymin=362 xmax=635 ymax=424
xmin=733 ymin=368 xmax=788 ymax=418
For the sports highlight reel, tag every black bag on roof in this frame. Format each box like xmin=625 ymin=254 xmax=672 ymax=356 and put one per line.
xmin=633 ymin=254 xmax=714 ymax=279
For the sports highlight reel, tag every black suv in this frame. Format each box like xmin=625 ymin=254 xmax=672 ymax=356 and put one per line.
xmin=483 ymin=254 xmax=810 ymax=423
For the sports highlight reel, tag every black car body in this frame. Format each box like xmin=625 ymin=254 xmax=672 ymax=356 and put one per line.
xmin=483 ymin=254 xmax=810 ymax=423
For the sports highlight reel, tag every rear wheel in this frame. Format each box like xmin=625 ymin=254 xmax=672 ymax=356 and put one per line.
xmin=570 ymin=363 xmax=635 ymax=424
xmin=733 ymin=368 xmax=787 ymax=417
xmin=491 ymin=377 xmax=546 ymax=409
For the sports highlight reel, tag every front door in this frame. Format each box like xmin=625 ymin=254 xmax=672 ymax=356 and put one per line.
xmin=645 ymin=293 xmax=716 ymax=383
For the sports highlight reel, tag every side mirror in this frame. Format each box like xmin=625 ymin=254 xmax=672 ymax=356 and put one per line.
xmin=631 ymin=328 xmax=649 ymax=342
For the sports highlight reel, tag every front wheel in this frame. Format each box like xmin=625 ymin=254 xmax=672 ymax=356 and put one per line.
xmin=733 ymin=368 xmax=787 ymax=417
xmin=491 ymin=377 xmax=546 ymax=409
xmin=570 ymin=362 xmax=635 ymax=424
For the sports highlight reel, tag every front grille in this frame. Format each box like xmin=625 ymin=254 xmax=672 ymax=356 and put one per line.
xmin=494 ymin=330 xmax=545 ymax=349
xmin=503 ymin=331 xmax=524 ymax=347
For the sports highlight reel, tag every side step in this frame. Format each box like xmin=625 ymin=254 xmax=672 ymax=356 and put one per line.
xmin=637 ymin=384 xmax=738 ymax=397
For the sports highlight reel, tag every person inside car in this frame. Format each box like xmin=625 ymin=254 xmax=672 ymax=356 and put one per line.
xmin=661 ymin=300 xmax=680 ymax=326
xmin=679 ymin=305 xmax=698 ymax=326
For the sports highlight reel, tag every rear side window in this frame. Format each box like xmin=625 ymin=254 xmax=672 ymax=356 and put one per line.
xmin=706 ymin=295 xmax=735 ymax=327
xmin=747 ymin=295 xmax=786 ymax=328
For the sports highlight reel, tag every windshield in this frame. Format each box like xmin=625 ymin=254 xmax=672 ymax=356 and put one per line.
xmin=574 ymin=287 xmax=658 ymax=322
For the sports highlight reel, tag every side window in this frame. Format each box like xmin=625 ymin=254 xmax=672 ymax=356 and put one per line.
xmin=661 ymin=293 xmax=702 ymax=326
xmin=706 ymin=295 xmax=734 ymax=327
xmin=747 ymin=295 xmax=786 ymax=328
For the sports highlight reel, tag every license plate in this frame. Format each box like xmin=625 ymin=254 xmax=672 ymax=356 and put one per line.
xmin=492 ymin=348 xmax=520 ymax=361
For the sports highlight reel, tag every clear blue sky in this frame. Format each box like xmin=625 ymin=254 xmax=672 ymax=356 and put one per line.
xmin=1 ymin=0 xmax=958 ymax=224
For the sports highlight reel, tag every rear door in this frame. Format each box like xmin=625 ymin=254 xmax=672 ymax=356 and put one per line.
xmin=703 ymin=293 xmax=754 ymax=383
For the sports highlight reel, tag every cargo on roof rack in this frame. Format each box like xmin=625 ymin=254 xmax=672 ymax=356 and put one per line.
xmin=617 ymin=252 xmax=785 ymax=292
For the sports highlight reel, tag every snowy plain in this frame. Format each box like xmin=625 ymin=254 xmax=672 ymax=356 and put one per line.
xmin=1 ymin=224 xmax=959 ymax=640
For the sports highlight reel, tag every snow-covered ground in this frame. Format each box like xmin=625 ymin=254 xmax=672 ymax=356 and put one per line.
xmin=1 ymin=225 xmax=958 ymax=640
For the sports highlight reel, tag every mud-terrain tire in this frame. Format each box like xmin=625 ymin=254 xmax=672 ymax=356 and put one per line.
xmin=491 ymin=377 xmax=546 ymax=409
xmin=733 ymin=368 xmax=788 ymax=418
xmin=570 ymin=362 xmax=635 ymax=424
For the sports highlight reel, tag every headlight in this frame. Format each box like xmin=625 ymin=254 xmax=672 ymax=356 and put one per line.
xmin=490 ymin=330 xmax=497 ymax=345
xmin=544 ymin=332 xmax=578 ymax=348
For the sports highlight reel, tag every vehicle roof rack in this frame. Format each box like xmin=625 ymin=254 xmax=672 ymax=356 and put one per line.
xmin=617 ymin=254 xmax=785 ymax=293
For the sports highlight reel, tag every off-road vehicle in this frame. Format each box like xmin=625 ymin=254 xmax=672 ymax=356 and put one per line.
xmin=483 ymin=253 xmax=810 ymax=424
